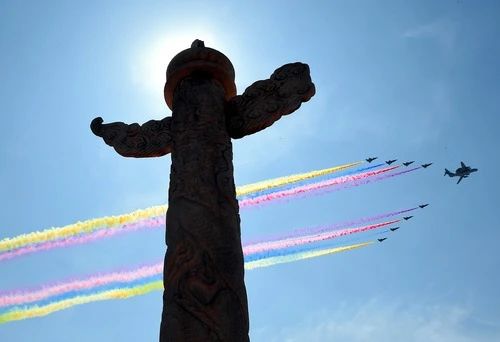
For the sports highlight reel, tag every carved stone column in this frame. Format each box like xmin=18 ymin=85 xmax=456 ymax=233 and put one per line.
xmin=160 ymin=41 xmax=249 ymax=341
xmin=90 ymin=39 xmax=315 ymax=342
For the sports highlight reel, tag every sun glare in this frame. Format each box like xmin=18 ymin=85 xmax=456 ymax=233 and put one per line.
xmin=133 ymin=29 xmax=220 ymax=99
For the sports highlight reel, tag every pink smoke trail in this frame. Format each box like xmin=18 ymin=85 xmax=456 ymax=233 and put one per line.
xmin=244 ymin=166 xmax=421 ymax=244
xmin=337 ymin=166 xmax=421 ymax=191
xmin=0 ymin=166 xmax=418 ymax=262
xmin=0 ymin=263 xmax=163 ymax=307
xmin=238 ymin=165 xmax=399 ymax=209
xmin=0 ymin=217 xmax=165 ymax=261
xmin=306 ymin=166 xmax=422 ymax=203
xmin=245 ymin=207 xmax=417 ymax=245
xmin=0 ymin=217 xmax=401 ymax=307
xmin=244 ymin=220 xmax=399 ymax=255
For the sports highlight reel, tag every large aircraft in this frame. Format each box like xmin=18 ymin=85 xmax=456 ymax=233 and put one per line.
xmin=403 ymin=161 xmax=414 ymax=167
xmin=366 ymin=157 xmax=378 ymax=163
xmin=444 ymin=162 xmax=478 ymax=184
xmin=421 ymin=163 xmax=433 ymax=168
xmin=385 ymin=159 xmax=397 ymax=165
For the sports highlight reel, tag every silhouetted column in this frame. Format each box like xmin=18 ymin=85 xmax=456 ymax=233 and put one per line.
xmin=91 ymin=39 xmax=315 ymax=341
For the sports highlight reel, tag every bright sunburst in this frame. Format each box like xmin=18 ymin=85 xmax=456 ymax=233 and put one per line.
xmin=132 ymin=28 xmax=220 ymax=99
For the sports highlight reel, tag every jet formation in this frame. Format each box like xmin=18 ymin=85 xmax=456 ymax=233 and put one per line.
xmin=365 ymin=157 xmax=432 ymax=168
xmin=445 ymin=162 xmax=478 ymax=184
xmin=363 ymin=156 xmax=479 ymax=185
xmin=378 ymin=204 xmax=429 ymax=244
xmin=363 ymin=158 xmax=478 ymax=184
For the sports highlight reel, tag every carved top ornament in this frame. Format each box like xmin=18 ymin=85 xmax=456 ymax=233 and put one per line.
xmin=164 ymin=39 xmax=236 ymax=110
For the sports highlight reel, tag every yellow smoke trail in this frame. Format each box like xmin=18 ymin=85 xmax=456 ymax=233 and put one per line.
xmin=0 ymin=205 xmax=167 ymax=252
xmin=244 ymin=241 xmax=374 ymax=270
xmin=236 ymin=161 xmax=362 ymax=197
xmin=0 ymin=161 xmax=362 ymax=252
xmin=0 ymin=241 xmax=373 ymax=323
xmin=0 ymin=281 xmax=163 ymax=324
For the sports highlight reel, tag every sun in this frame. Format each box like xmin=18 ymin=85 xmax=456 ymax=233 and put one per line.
xmin=133 ymin=28 xmax=220 ymax=100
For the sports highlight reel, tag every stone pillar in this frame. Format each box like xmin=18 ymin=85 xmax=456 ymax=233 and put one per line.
xmin=90 ymin=39 xmax=315 ymax=342
xmin=160 ymin=40 xmax=249 ymax=342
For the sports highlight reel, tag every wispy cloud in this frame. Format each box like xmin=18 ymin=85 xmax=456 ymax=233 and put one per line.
xmin=253 ymin=299 xmax=500 ymax=342
xmin=403 ymin=18 xmax=457 ymax=52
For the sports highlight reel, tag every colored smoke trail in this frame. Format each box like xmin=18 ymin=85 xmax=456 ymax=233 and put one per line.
xmin=0 ymin=165 xmax=415 ymax=261
xmin=236 ymin=161 xmax=362 ymax=197
xmin=243 ymin=163 xmax=385 ymax=199
xmin=244 ymin=241 xmax=373 ymax=270
xmin=329 ymin=166 xmax=421 ymax=195
xmin=257 ymin=167 xmax=420 ymax=245
xmin=239 ymin=165 xmax=399 ymax=209
xmin=257 ymin=166 xmax=421 ymax=212
xmin=0 ymin=215 xmax=386 ymax=307
xmin=0 ymin=217 xmax=165 ymax=261
xmin=0 ymin=165 xmax=417 ymax=262
xmin=0 ymin=161 xmax=362 ymax=253
xmin=246 ymin=207 xmax=417 ymax=245
xmin=0 ymin=163 xmax=389 ymax=259
xmin=0 ymin=263 xmax=163 ymax=307
xmin=0 ymin=241 xmax=372 ymax=323
xmin=349 ymin=166 xmax=420 ymax=185
xmin=0 ymin=205 xmax=167 ymax=253
xmin=244 ymin=220 xmax=398 ymax=255
xmin=0 ymin=281 xmax=164 ymax=324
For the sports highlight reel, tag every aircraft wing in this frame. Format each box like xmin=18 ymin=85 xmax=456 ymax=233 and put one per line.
xmin=457 ymin=176 xmax=464 ymax=184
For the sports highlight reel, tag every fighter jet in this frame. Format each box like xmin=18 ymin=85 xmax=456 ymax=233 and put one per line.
xmin=378 ymin=238 xmax=387 ymax=242
xmin=421 ymin=163 xmax=433 ymax=168
xmin=444 ymin=162 xmax=478 ymax=184
xmin=419 ymin=204 xmax=429 ymax=209
xmin=403 ymin=216 xmax=413 ymax=220
xmin=403 ymin=161 xmax=415 ymax=167
xmin=385 ymin=159 xmax=397 ymax=165
xmin=390 ymin=227 xmax=400 ymax=232
xmin=366 ymin=157 xmax=378 ymax=163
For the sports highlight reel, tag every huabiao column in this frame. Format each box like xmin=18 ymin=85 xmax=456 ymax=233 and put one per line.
xmin=91 ymin=39 xmax=315 ymax=341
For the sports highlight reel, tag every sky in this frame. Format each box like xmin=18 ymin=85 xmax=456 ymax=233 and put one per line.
xmin=1 ymin=0 xmax=500 ymax=341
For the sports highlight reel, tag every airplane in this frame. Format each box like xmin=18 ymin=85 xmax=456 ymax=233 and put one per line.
xmin=402 ymin=161 xmax=414 ymax=166
xmin=421 ymin=163 xmax=433 ymax=168
xmin=419 ymin=204 xmax=429 ymax=208
xmin=385 ymin=159 xmax=397 ymax=165
xmin=444 ymin=162 xmax=478 ymax=184
xmin=366 ymin=157 xmax=378 ymax=163
xmin=403 ymin=216 xmax=413 ymax=220
xmin=390 ymin=227 xmax=400 ymax=232
xmin=378 ymin=238 xmax=387 ymax=242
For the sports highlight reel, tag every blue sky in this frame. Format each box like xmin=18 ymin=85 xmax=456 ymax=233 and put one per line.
xmin=1 ymin=1 xmax=500 ymax=341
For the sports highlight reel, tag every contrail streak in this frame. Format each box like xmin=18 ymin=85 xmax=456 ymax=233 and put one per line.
xmin=0 ymin=161 xmax=364 ymax=253
xmin=0 ymin=240 xmax=373 ymax=323
xmin=239 ymin=165 xmax=399 ymax=208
